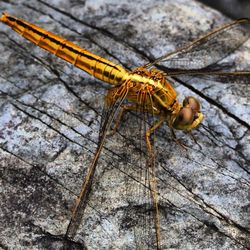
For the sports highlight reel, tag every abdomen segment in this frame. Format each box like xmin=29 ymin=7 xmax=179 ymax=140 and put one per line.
xmin=0 ymin=13 xmax=128 ymax=85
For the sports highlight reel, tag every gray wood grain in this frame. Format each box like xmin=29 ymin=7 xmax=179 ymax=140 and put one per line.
xmin=0 ymin=0 xmax=249 ymax=249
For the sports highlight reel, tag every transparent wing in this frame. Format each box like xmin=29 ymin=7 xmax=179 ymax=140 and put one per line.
xmin=164 ymin=66 xmax=250 ymax=84
xmin=63 ymin=83 xmax=161 ymax=249
xmin=64 ymin=84 xmax=129 ymax=245
xmin=102 ymin=84 xmax=162 ymax=249
xmin=119 ymin=89 xmax=162 ymax=249
xmin=145 ymin=18 xmax=250 ymax=70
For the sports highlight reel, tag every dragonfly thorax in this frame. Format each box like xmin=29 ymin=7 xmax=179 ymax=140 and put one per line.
xmin=128 ymin=68 xmax=204 ymax=131
xmin=126 ymin=67 xmax=179 ymax=111
xmin=129 ymin=68 xmax=204 ymax=131
xmin=107 ymin=66 xmax=204 ymax=131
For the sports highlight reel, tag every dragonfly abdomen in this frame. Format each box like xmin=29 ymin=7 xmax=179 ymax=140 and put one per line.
xmin=0 ymin=13 xmax=128 ymax=86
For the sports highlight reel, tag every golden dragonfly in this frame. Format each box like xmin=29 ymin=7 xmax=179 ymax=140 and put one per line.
xmin=1 ymin=13 xmax=249 ymax=249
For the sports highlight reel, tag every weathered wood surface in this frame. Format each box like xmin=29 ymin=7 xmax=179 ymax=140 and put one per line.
xmin=0 ymin=0 xmax=249 ymax=249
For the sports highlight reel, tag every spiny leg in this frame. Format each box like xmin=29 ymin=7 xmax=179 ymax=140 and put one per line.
xmin=170 ymin=128 xmax=188 ymax=150
xmin=108 ymin=104 xmax=138 ymax=136
xmin=145 ymin=118 xmax=165 ymax=250
xmin=108 ymin=104 xmax=160 ymax=136
xmin=188 ymin=131 xmax=203 ymax=150
xmin=145 ymin=119 xmax=165 ymax=154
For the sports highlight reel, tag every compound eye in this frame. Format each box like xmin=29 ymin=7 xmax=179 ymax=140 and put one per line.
xmin=174 ymin=107 xmax=194 ymax=126
xmin=183 ymin=96 xmax=200 ymax=111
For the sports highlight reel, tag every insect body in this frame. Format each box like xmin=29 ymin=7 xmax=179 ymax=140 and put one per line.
xmin=0 ymin=13 xmax=204 ymax=136
xmin=1 ymin=12 xmax=249 ymax=249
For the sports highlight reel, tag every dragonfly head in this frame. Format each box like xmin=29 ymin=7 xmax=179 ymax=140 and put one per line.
xmin=172 ymin=96 xmax=204 ymax=131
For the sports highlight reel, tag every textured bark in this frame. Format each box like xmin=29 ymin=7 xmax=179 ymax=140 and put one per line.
xmin=0 ymin=0 xmax=249 ymax=249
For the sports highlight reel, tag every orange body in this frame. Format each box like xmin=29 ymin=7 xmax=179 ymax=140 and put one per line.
xmin=1 ymin=13 xmax=128 ymax=85
xmin=0 ymin=13 xmax=209 ymax=250
xmin=0 ymin=13 xmax=180 ymax=116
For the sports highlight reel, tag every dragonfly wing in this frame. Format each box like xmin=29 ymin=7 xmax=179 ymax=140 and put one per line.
xmin=63 ymin=83 xmax=162 ymax=249
xmin=64 ymin=85 xmax=129 ymax=244
xmin=164 ymin=67 xmax=250 ymax=85
xmin=105 ymin=85 xmax=163 ymax=249
xmin=145 ymin=18 xmax=250 ymax=70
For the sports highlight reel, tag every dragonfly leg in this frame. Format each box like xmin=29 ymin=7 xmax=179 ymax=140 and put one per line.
xmin=109 ymin=104 xmax=161 ymax=136
xmin=171 ymin=128 xmax=188 ymax=150
xmin=108 ymin=104 xmax=138 ymax=136
xmin=189 ymin=131 xmax=203 ymax=150
xmin=145 ymin=118 xmax=165 ymax=250
xmin=145 ymin=119 xmax=165 ymax=153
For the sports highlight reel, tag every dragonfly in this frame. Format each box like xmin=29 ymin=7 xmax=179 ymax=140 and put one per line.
xmin=1 ymin=13 xmax=249 ymax=249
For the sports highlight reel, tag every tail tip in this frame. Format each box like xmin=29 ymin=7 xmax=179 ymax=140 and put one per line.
xmin=1 ymin=12 xmax=10 ymax=23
